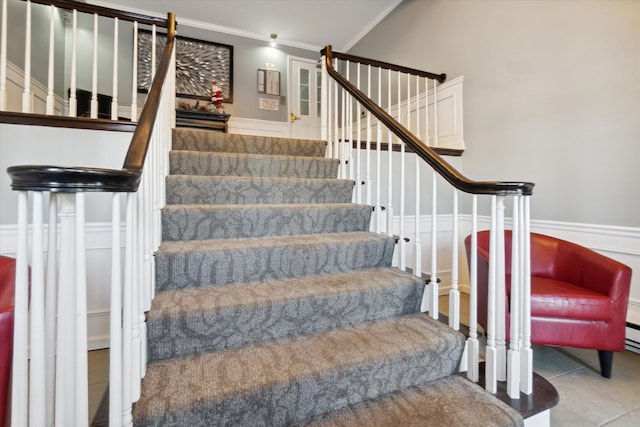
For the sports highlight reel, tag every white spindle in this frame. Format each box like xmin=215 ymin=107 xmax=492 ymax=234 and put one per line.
xmin=74 ymin=192 xmax=89 ymax=425
xmin=449 ymin=189 xmax=460 ymax=329
xmin=110 ymin=193 xmax=123 ymax=426
xmin=131 ymin=21 xmax=138 ymax=121
xmin=320 ymin=54 xmax=328 ymax=141
xmin=521 ymin=195 xmax=533 ymax=394
xmin=507 ymin=196 xmax=521 ymax=398
xmin=340 ymin=65 xmax=346 ymax=180
xmin=429 ymin=171 xmax=438 ymax=318
xmin=11 ymin=191 xmax=29 ymax=427
xmin=111 ymin=17 xmax=119 ymax=120
xmin=46 ymin=5 xmax=55 ymax=115
xmin=485 ymin=195 xmax=498 ymax=393
xmin=375 ymin=66 xmax=382 ymax=232
xmin=69 ymin=9 xmax=78 ymax=117
xmin=91 ymin=13 xmax=98 ymax=118
xmin=365 ymin=65 xmax=371 ymax=205
xmin=29 ymin=192 xmax=46 ymax=425
xmin=355 ymin=64 xmax=361 ymax=204
xmin=131 ymin=193 xmax=142 ymax=401
xmin=467 ymin=195 xmax=480 ymax=382
xmin=346 ymin=61 xmax=354 ymax=182
xmin=45 ymin=193 xmax=58 ymax=426
xmin=412 ymin=74 xmax=421 ymax=278
xmin=398 ymin=72 xmax=406 ymax=271
xmin=386 ymin=68 xmax=393 ymax=238
xmin=433 ymin=80 xmax=438 ymax=147
xmin=495 ymin=196 xmax=507 ymax=382
xmin=122 ymin=192 xmax=135 ymax=426
xmin=55 ymin=193 xmax=77 ymax=426
xmin=22 ymin=0 xmax=31 ymax=113
xmin=333 ymin=65 xmax=339 ymax=161
xmin=0 ymin=0 xmax=7 ymax=110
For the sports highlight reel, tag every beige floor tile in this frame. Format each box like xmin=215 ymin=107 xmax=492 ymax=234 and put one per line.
xmin=88 ymin=349 xmax=110 ymax=384
xmin=550 ymin=404 xmax=598 ymax=427
xmin=603 ymin=407 xmax=640 ymax=426
xmin=532 ymin=345 xmax=590 ymax=379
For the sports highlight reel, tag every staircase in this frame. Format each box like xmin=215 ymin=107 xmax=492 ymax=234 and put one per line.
xmin=132 ymin=129 xmax=523 ymax=426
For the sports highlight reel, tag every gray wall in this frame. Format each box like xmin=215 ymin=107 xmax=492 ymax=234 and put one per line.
xmin=174 ymin=25 xmax=318 ymax=122
xmin=350 ymin=0 xmax=640 ymax=228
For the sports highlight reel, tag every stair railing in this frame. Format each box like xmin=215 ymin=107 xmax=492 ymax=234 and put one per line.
xmin=321 ymin=45 xmax=535 ymax=398
xmin=5 ymin=2 xmax=176 ymax=425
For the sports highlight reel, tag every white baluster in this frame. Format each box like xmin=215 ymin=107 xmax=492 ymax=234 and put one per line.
xmin=11 ymin=191 xmax=29 ymax=427
xmin=131 ymin=21 xmax=138 ymax=121
xmin=22 ymin=0 xmax=31 ymax=113
xmin=386 ymin=69 xmax=393 ymax=238
xmin=495 ymin=196 xmax=507 ymax=382
xmin=433 ymin=80 xmax=438 ymax=147
xmin=0 ymin=0 xmax=7 ymax=110
xmin=110 ymin=193 xmax=123 ymax=426
xmin=520 ymin=195 xmax=533 ymax=394
xmin=449 ymin=189 xmax=460 ymax=330
xmin=55 ymin=193 xmax=77 ymax=426
xmin=365 ymin=65 xmax=371 ymax=206
xmin=69 ymin=9 xmax=77 ymax=117
xmin=398 ymin=117 xmax=406 ymax=272
xmin=29 ymin=192 xmax=46 ymax=425
xmin=485 ymin=195 xmax=498 ymax=393
xmin=507 ymin=196 xmax=521 ymax=398
xmin=45 ymin=193 xmax=58 ymax=426
xmin=122 ymin=192 xmax=135 ymax=426
xmin=355 ymin=63 xmax=361 ymax=204
xmin=346 ymin=61 xmax=353 ymax=183
xmin=375 ymin=66 xmax=382 ymax=233
xmin=340 ymin=68 xmax=346 ymax=180
xmin=111 ymin=17 xmax=119 ymax=120
xmin=429 ymin=171 xmax=438 ymax=318
xmin=466 ymin=195 xmax=480 ymax=382
xmin=320 ymin=54 xmax=328 ymax=141
xmin=131 ymin=193 xmax=141 ymax=401
xmin=333 ymin=66 xmax=338 ymax=160
xmin=91 ymin=13 xmax=98 ymax=118
xmin=413 ymin=155 xmax=422 ymax=277
xmin=74 ymin=192 xmax=89 ymax=426
xmin=46 ymin=5 xmax=55 ymax=115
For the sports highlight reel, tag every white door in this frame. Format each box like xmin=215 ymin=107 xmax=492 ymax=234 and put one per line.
xmin=288 ymin=56 xmax=321 ymax=140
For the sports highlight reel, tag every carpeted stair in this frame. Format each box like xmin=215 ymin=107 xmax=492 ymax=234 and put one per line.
xmin=133 ymin=129 xmax=523 ymax=426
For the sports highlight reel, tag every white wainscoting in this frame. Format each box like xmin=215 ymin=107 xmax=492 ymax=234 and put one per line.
xmin=228 ymin=116 xmax=291 ymax=138
xmin=0 ymin=222 xmax=124 ymax=350
xmin=5 ymin=60 xmax=64 ymax=115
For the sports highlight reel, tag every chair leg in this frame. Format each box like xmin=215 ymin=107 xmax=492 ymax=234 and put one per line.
xmin=598 ymin=350 xmax=613 ymax=378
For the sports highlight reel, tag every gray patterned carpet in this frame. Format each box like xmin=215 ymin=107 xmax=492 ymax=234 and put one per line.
xmin=133 ymin=130 xmax=523 ymax=426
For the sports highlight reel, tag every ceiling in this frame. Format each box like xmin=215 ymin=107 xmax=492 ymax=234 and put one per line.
xmin=93 ymin=0 xmax=402 ymax=52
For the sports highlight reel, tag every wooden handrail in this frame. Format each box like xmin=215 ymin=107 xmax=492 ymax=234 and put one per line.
xmin=326 ymin=48 xmax=446 ymax=82
xmin=123 ymin=13 xmax=175 ymax=171
xmin=7 ymin=12 xmax=176 ymax=192
xmin=322 ymin=45 xmax=534 ymax=196
xmin=25 ymin=0 xmax=170 ymax=27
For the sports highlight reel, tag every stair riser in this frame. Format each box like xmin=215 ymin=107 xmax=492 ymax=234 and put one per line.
xmin=147 ymin=278 xmax=424 ymax=361
xmin=169 ymin=151 xmax=339 ymax=178
xmin=161 ymin=204 xmax=373 ymax=241
xmin=173 ymin=129 xmax=327 ymax=157
xmin=155 ymin=238 xmax=396 ymax=291
xmin=166 ymin=176 xmax=354 ymax=205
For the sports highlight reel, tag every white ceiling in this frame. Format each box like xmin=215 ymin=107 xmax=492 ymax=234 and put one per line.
xmin=93 ymin=0 xmax=402 ymax=52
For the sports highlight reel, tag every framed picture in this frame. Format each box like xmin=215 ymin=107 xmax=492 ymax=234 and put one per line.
xmin=137 ymin=31 xmax=233 ymax=102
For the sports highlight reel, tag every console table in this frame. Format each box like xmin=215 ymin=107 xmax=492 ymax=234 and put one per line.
xmin=175 ymin=109 xmax=230 ymax=132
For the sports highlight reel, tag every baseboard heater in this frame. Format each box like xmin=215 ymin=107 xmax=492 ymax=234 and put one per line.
xmin=626 ymin=322 xmax=640 ymax=354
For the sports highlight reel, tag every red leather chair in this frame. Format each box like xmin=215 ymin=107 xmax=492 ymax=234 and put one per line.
xmin=0 ymin=256 xmax=17 ymax=425
xmin=465 ymin=231 xmax=632 ymax=378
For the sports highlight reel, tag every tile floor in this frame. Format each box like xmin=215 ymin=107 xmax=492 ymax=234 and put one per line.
xmin=87 ymin=297 xmax=640 ymax=426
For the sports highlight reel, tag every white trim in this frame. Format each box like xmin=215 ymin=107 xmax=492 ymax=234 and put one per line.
xmin=228 ymin=116 xmax=290 ymax=138
xmin=524 ymin=409 xmax=551 ymax=427
xmin=6 ymin=60 xmax=64 ymax=114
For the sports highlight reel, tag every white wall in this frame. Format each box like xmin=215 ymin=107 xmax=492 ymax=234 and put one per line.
xmin=349 ymin=0 xmax=640 ymax=228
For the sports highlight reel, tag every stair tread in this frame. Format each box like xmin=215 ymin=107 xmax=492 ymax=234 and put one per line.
xmin=147 ymin=267 xmax=425 ymax=360
xmin=169 ymin=150 xmax=339 ymax=178
xmin=161 ymin=203 xmax=373 ymax=240
xmin=303 ymin=374 xmax=523 ymax=427
xmin=134 ymin=313 xmax=466 ymax=425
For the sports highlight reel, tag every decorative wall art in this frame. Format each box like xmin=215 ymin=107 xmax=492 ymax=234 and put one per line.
xmin=137 ymin=31 xmax=233 ymax=102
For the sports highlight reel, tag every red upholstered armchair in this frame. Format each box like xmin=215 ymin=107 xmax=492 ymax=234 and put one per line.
xmin=465 ymin=231 xmax=632 ymax=378
xmin=0 ymin=256 xmax=17 ymax=425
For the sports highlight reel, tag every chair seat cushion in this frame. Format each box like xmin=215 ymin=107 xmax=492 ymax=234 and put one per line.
xmin=528 ymin=277 xmax=612 ymax=321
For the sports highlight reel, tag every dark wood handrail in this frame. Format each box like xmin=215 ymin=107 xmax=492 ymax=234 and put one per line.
xmin=325 ymin=48 xmax=446 ymax=83
xmin=322 ymin=45 xmax=534 ymax=196
xmin=123 ymin=14 xmax=175 ymax=171
xmin=7 ymin=12 xmax=176 ymax=192
xmin=25 ymin=0 xmax=170 ymax=27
